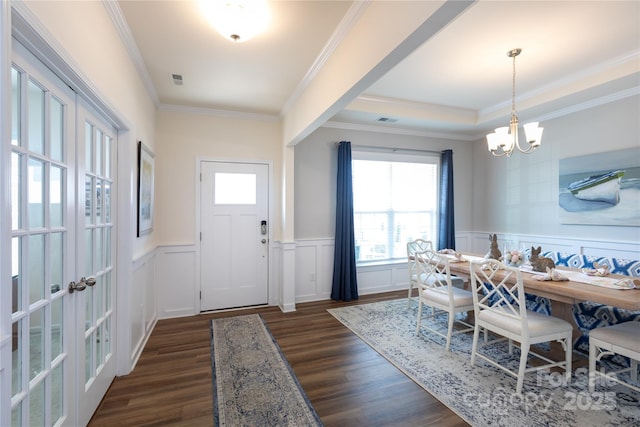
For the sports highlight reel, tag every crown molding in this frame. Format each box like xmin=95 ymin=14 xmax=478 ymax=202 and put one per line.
xmin=102 ymin=0 xmax=159 ymax=106
xmin=158 ymin=103 xmax=279 ymax=121
xmin=322 ymin=120 xmax=477 ymax=142
xmin=280 ymin=1 xmax=370 ymax=116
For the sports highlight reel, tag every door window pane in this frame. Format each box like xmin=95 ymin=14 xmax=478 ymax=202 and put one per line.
xmin=51 ymin=297 xmax=63 ymax=359
xmin=51 ymin=232 xmax=63 ymax=294
xmin=96 ymin=129 xmax=102 ymax=176
xmin=50 ymin=166 xmax=63 ymax=227
xmin=29 ymin=234 xmax=45 ymax=304
xmin=85 ymin=176 xmax=93 ymax=224
xmin=28 ymin=158 xmax=44 ymax=228
xmin=28 ymin=80 xmax=45 ymax=154
xmin=104 ymin=181 xmax=111 ymax=223
xmin=96 ymin=179 xmax=103 ymax=224
xmin=85 ymin=335 xmax=93 ymax=384
xmin=12 ymin=237 xmax=22 ymax=313
xmin=52 ymin=364 xmax=63 ymax=425
xmin=51 ymin=96 xmax=64 ymax=161
xmin=11 ymin=152 xmax=21 ymax=230
xmin=12 ymin=67 xmax=21 ymax=146
xmin=215 ymin=173 xmax=256 ymax=204
xmin=29 ymin=377 xmax=44 ymax=426
xmin=96 ymin=228 xmax=103 ymax=271
xmin=85 ymin=122 xmax=93 ymax=172
xmin=105 ymin=136 xmax=111 ymax=178
xmin=12 ymin=320 xmax=23 ymax=395
xmin=85 ymin=229 xmax=93 ymax=277
xmin=30 ymin=308 xmax=45 ymax=380
xmin=105 ymin=271 xmax=112 ymax=311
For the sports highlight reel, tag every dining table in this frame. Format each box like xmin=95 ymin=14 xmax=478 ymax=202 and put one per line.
xmin=440 ymin=252 xmax=640 ymax=361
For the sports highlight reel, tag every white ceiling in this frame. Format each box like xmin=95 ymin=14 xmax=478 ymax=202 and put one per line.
xmin=116 ymin=0 xmax=640 ymax=141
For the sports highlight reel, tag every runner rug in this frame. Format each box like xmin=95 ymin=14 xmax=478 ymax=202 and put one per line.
xmin=328 ymin=299 xmax=640 ymax=427
xmin=209 ymin=314 xmax=323 ymax=426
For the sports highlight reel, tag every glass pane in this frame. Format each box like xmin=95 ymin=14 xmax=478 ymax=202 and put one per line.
xmin=105 ymin=136 xmax=111 ymax=178
xmin=96 ymin=129 xmax=102 ymax=176
xmin=28 ymin=158 xmax=44 ymax=228
xmin=96 ymin=179 xmax=102 ymax=224
xmin=12 ymin=67 xmax=20 ymax=146
xmin=85 ymin=229 xmax=93 ymax=277
xmin=215 ymin=173 xmax=256 ymax=204
xmin=104 ymin=181 xmax=111 ymax=223
xmin=51 ymin=232 xmax=63 ymax=295
xmin=85 ymin=176 xmax=93 ymax=224
xmin=52 ymin=363 xmax=63 ymax=426
xmin=12 ymin=402 xmax=22 ymax=426
xmin=11 ymin=152 xmax=21 ymax=230
xmin=85 ymin=122 xmax=92 ymax=172
xmin=30 ymin=308 xmax=45 ymax=381
xmin=104 ymin=317 xmax=111 ymax=358
xmin=51 ymin=297 xmax=63 ymax=359
xmin=12 ymin=319 xmax=23 ymax=396
xmin=95 ymin=275 xmax=103 ymax=318
xmin=105 ymin=271 xmax=112 ymax=311
xmin=29 ymin=234 xmax=45 ymax=304
xmin=96 ymin=228 xmax=103 ymax=271
xmin=85 ymin=335 xmax=93 ymax=384
xmin=28 ymin=80 xmax=45 ymax=154
xmin=29 ymin=377 xmax=44 ymax=426
xmin=105 ymin=227 xmax=112 ymax=267
xmin=50 ymin=96 xmax=64 ymax=161
xmin=97 ymin=323 xmax=104 ymax=367
xmin=85 ymin=284 xmax=94 ymax=331
xmin=50 ymin=166 xmax=63 ymax=227
xmin=12 ymin=237 xmax=22 ymax=313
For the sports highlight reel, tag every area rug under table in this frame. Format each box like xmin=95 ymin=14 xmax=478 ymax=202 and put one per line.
xmin=210 ymin=314 xmax=323 ymax=426
xmin=328 ymin=299 xmax=640 ymax=427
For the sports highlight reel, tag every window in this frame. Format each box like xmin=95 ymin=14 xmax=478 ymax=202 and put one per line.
xmin=352 ymin=150 xmax=439 ymax=264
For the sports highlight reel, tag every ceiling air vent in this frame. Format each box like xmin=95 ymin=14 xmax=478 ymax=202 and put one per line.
xmin=377 ymin=117 xmax=398 ymax=123
xmin=171 ymin=74 xmax=183 ymax=85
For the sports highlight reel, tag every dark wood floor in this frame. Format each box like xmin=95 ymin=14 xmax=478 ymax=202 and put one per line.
xmin=88 ymin=291 xmax=469 ymax=426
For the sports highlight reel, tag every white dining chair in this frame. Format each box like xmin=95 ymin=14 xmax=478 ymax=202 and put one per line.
xmin=415 ymin=250 xmax=475 ymax=351
xmin=469 ymin=258 xmax=573 ymax=394
xmin=407 ymin=239 xmax=433 ymax=307
xmin=588 ymin=321 xmax=640 ymax=393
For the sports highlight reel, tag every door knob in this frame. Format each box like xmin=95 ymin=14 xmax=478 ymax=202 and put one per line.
xmin=261 ymin=239 xmax=267 ymax=244
xmin=68 ymin=276 xmax=96 ymax=293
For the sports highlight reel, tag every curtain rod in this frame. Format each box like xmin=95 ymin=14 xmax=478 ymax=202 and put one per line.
xmin=346 ymin=143 xmax=443 ymax=155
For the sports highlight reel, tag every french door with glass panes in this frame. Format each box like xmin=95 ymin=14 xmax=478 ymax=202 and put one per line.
xmin=10 ymin=40 xmax=116 ymax=427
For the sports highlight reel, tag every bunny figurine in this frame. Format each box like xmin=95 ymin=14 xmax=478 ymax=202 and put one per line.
xmin=484 ymin=234 xmax=502 ymax=260
xmin=530 ymin=246 xmax=556 ymax=272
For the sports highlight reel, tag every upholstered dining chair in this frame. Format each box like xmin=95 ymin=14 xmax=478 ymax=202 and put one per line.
xmin=415 ymin=250 xmax=474 ymax=351
xmin=469 ymin=259 xmax=573 ymax=395
xmin=588 ymin=321 xmax=640 ymax=393
xmin=407 ymin=239 xmax=433 ymax=307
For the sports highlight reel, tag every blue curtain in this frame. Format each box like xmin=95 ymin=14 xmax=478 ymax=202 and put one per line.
xmin=331 ymin=141 xmax=359 ymax=301
xmin=438 ymin=149 xmax=456 ymax=250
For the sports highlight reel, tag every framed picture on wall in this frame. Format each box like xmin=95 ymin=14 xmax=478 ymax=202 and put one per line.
xmin=137 ymin=141 xmax=155 ymax=236
xmin=559 ymin=147 xmax=640 ymax=226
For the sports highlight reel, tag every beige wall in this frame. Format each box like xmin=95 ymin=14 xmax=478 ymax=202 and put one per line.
xmin=155 ymin=110 xmax=283 ymax=244
xmin=471 ymin=95 xmax=640 ymax=245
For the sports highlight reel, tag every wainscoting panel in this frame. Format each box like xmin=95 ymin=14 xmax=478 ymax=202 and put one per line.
xmin=295 ymin=239 xmax=334 ymax=303
xmin=130 ymin=251 xmax=158 ymax=367
xmin=157 ymin=245 xmax=197 ymax=319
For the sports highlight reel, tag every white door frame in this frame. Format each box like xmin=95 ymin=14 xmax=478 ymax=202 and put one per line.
xmin=195 ymin=157 xmax=275 ymax=312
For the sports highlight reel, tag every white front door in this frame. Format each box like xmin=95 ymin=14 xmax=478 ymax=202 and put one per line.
xmin=8 ymin=39 xmax=116 ymax=426
xmin=200 ymin=161 xmax=269 ymax=311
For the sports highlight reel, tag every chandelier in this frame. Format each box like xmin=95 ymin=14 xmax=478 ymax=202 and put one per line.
xmin=486 ymin=49 xmax=543 ymax=157
xmin=200 ymin=0 xmax=270 ymax=43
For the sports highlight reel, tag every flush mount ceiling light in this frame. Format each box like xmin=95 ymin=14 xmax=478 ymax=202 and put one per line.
xmin=199 ymin=0 xmax=270 ymax=43
xmin=486 ymin=48 xmax=543 ymax=157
